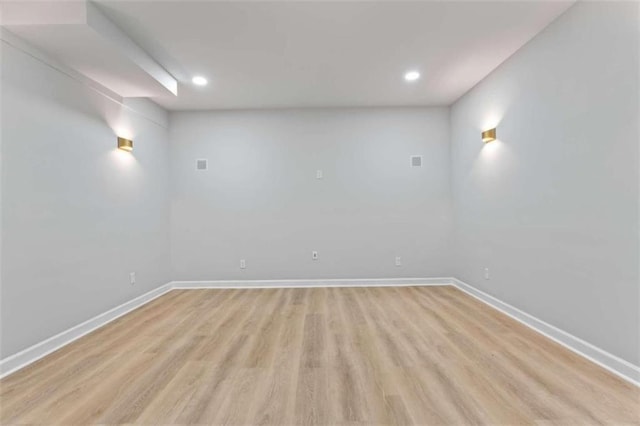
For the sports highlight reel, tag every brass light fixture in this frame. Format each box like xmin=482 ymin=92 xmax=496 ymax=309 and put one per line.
xmin=117 ymin=137 xmax=133 ymax=152
xmin=482 ymin=128 xmax=496 ymax=143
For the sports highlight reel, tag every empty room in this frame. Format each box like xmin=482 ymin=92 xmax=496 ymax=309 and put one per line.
xmin=0 ymin=0 xmax=638 ymax=424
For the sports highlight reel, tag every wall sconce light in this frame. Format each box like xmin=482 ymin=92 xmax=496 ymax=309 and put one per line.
xmin=482 ymin=128 xmax=496 ymax=143
xmin=117 ymin=137 xmax=133 ymax=152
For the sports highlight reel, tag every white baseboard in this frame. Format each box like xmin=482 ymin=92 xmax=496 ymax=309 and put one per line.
xmin=0 ymin=278 xmax=444 ymax=379
xmin=171 ymin=277 xmax=451 ymax=289
xmin=2 ymin=277 xmax=638 ymax=388
xmin=451 ymin=278 xmax=640 ymax=387
xmin=0 ymin=283 xmax=173 ymax=379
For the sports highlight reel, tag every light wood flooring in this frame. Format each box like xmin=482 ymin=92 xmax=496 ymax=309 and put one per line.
xmin=0 ymin=286 xmax=638 ymax=425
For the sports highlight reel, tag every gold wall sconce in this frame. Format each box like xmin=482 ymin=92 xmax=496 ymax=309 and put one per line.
xmin=117 ymin=137 xmax=133 ymax=152
xmin=482 ymin=128 xmax=496 ymax=143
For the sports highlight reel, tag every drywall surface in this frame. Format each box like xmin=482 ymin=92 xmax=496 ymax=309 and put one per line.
xmin=451 ymin=1 xmax=639 ymax=364
xmin=0 ymin=40 xmax=171 ymax=358
xmin=170 ymin=108 xmax=453 ymax=280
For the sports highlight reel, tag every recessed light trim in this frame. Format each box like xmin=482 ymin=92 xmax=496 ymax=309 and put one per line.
xmin=404 ymin=70 xmax=421 ymax=82
xmin=192 ymin=76 xmax=208 ymax=86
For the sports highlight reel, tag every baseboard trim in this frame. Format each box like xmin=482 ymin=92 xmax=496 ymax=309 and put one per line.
xmin=451 ymin=278 xmax=640 ymax=387
xmin=2 ymin=277 xmax=637 ymax=388
xmin=171 ymin=277 xmax=452 ymax=289
xmin=0 ymin=278 xmax=445 ymax=379
xmin=0 ymin=283 xmax=173 ymax=379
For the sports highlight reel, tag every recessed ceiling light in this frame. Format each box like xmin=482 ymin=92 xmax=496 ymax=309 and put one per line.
xmin=404 ymin=71 xmax=420 ymax=82
xmin=192 ymin=76 xmax=208 ymax=86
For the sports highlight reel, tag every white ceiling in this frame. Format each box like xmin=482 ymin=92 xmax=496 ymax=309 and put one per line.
xmin=5 ymin=1 xmax=575 ymax=110
xmin=96 ymin=0 xmax=573 ymax=110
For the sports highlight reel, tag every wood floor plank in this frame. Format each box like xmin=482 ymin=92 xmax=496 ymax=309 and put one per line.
xmin=248 ymin=290 xmax=306 ymax=425
xmin=1 ymin=286 xmax=637 ymax=425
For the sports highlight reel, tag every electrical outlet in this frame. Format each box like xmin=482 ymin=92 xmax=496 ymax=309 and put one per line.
xmin=484 ymin=267 xmax=490 ymax=280
xmin=316 ymin=170 xmax=323 ymax=179
xmin=240 ymin=259 xmax=246 ymax=269
xmin=395 ymin=256 xmax=402 ymax=266
xmin=129 ymin=272 xmax=136 ymax=285
xmin=312 ymin=251 xmax=318 ymax=260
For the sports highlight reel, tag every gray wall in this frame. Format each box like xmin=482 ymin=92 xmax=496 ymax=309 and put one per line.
xmin=450 ymin=1 xmax=639 ymax=365
xmin=0 ymin=41 xmax=171 ymax=358
xmin=170 ymin=108 xmax=453 ymax=280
